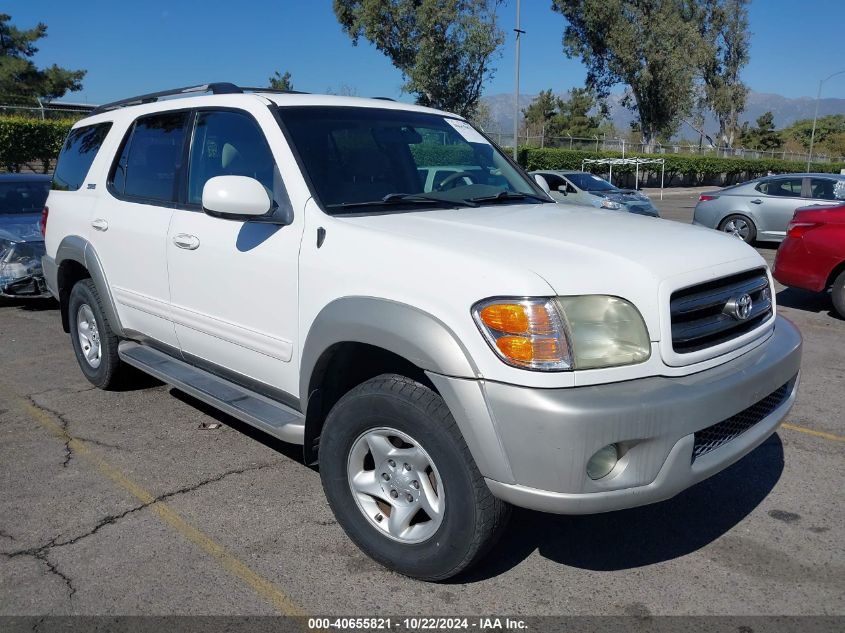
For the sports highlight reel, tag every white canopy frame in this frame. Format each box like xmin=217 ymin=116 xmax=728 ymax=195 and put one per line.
xmin=581 ymin=158 xmax=666 ymax=200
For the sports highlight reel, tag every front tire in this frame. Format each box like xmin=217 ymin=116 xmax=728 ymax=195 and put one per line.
xmin=319 ymin=374 xmax=510 ymax=581
xmin=719 ymin=214 xmax=757 ymax=243
xmin=832 ymin=270 xmax=845 ymax=318
xmin=68 ymin=279 xmax=124 ymax=389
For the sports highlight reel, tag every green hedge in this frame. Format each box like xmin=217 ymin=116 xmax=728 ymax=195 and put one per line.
xmin=518 ymin=147 xmax=845 ymax=185
xmin=0 ymin=116 xmax=74 ymax=173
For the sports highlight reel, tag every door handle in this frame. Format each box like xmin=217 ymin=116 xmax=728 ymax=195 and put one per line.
xmin=750 ymin=199 xmax=763 ymax=204
xmin=172 ymin=233 xmax=200 ymax=250
xmin=91 ymin=218 xmax=109 ymax=231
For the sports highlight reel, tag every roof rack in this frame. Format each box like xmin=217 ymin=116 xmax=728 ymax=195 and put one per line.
xmin=91 ymin=83 xmax=307 ymax=114
xmin=371 ymin=96 xmax=396 ymax=101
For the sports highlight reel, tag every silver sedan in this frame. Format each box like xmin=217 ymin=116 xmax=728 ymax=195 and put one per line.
xmin=693 ymin=173 xmax=845 ymax=243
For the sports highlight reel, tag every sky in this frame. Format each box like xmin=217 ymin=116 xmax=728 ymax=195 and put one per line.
xmin=6 ymin=0 xmax=845 ymax=106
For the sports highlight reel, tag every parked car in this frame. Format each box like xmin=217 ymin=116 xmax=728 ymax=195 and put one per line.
xmin=773 ymin=203 xmax=845 ymax=317
xmin=530 ymin=169 xmax=660 ymax=217
xmin=693 ymin=173 xmax=845 ymax=243
xmin=0 ymin=173 xmax=52 ymax=297
xmin=43 ymin=83 xmax=801 ymax=581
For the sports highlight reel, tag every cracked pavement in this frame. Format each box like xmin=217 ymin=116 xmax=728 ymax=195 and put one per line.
xmin=0 ymin=193 xmax=843 ymax=616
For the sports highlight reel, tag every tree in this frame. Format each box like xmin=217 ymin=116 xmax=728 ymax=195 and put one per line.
xmin=698 ymin=0 xmax=750 ymax=148
xmin=0 ymin=14 xmax=85 ymax=104
xmin=521 ymin=88 xmax=606 ymax=144
xmin=522 ymin=89 xmax=559 ymax=139
xmin=268 ymin=70 xmax=293 ymax=91
xmin=782 ymin=115 xmax=845 ymax=157
xmin=469 ymin=99 xmax=495 ymax=130
xmin=551 ymin=1 xmax=702 ymax=150
xmin=333 ymin=0 xmax=505 ymax=118
xmin=739 ymin=111 xmax=782 ymax=151
xmin=557 ymin=87 xmax=606 ymax=138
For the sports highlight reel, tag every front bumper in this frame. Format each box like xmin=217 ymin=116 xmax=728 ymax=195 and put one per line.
xmin=481 ymin=315 xmax=802 ymax=514
xmin=624 ymin=202 xmax=659 ymax=217
xmin=41 ymin=254 xmax=59 ymax=299
xmin=0 ymin=241 xmax=51 ymax=298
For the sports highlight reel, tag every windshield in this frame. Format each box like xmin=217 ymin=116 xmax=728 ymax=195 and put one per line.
xmin=0 ymin=180 xmax=50 ymax=214
xmin=276 ymin=106 xmax=549 ymax=213
xmin=565 ymin=173 xmax=617 ymax=193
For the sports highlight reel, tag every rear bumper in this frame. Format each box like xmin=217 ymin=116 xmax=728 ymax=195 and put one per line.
xmin=772 ymin=238 xmax=829 ymax=293
xmin=479 ymin=315 xmax=802 ymax=514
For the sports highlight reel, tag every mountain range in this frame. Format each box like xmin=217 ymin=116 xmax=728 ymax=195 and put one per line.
xmin=480 ymin=90 xmax=845 ymax=138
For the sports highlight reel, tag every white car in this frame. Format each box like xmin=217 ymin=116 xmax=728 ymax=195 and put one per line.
xmin=43 ymin=83 xmax=801 ymax=580
xmin=531 ymin=169 xmax=660 ymax=216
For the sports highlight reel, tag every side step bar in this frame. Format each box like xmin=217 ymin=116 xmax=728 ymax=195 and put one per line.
xmin=118 ymin=341 xmax=305 ymax=445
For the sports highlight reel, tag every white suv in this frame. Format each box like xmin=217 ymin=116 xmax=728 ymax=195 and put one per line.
xmin=42 ymin=83 xmax=802 ymax=580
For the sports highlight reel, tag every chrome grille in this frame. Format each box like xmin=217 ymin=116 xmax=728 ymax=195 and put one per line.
xmin=671 ymin=268 xmax=772 ymax=354
xmin=692 ymin=380 xmax=792 ymax=461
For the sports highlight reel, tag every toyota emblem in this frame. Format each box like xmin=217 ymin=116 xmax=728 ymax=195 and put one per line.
xmin=724 ymin=293 xmax=753 ymax=320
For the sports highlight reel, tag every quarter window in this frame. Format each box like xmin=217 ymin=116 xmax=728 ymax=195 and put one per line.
xmin=187 ymin=110 xmax=281 ymax=206
xmin=52 ymin=122 xmax=112 ymax=191
xmin=110 ymin=112 xmax=188 ymax=203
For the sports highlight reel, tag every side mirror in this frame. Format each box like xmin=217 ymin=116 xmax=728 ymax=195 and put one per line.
xmin=533 ymin=174 xmax=551 ymax=194
xmin=202 ymin=175 xmax=273 ymax=219
xmin=557 ymin=185 xmax=568 ymax=195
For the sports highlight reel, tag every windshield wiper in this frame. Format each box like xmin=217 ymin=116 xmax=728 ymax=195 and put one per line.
xmin=327 ymin=192 xmax=477 ymax=211
xmin=467 ymin=191 xmax=551 ymax=204
xmin=382 ymin=193 xmax=478 ymax=207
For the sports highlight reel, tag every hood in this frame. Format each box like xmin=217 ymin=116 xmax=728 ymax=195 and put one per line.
xmin=0 ymin=213 xmax=42 ymax=242
xmin=339 ymin=203 xmax=765 ymax=337
xmin=599 ymin=189 xmax=651 ymax=204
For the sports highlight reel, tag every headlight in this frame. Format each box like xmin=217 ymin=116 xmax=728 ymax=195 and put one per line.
xmin=556 ymin=296 xmax=651 ymax=369
xmin=473 ymin=296 xmax=650 ymax=371
xmin=600 ymin=199 xmax=622 ymax=210
xmin=0 ymin=240 xmax=45 ymax=287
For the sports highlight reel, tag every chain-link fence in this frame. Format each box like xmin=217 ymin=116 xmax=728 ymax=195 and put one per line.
xmin=480 ymin=130 xmax=842 ymax=164
xmin=0 ymin=103 xmax=94 ymax=120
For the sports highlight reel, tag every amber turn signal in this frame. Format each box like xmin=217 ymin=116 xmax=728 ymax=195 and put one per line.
xmin=496 ymin=336 xmax=561 ymax=363
xmin=472 ymin=298 xmax=572 ymax=371
xmin=478 ymin=302 xmax=554 ymax=335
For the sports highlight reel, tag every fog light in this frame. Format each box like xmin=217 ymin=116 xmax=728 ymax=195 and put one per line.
xmin=586 ymin=444 xmax=619 ymax=480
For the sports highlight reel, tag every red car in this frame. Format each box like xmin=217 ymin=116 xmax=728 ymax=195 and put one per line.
xmin=773 ymin=203 xmax=845 ymax=317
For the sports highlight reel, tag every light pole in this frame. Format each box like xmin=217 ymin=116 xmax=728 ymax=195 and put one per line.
xmin=807 ymin=69 xmax=845 ymax=171
xmin=513 ymin=0 xmax=524 ymax=161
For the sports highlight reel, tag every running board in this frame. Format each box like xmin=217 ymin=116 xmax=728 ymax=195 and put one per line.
xmin=118 ymin=341 xmax=305 ymax=445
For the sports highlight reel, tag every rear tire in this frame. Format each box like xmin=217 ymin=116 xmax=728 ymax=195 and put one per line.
xmin=719 ymin=214 xmax=757 ymax=243
xmin=319 ymin=374 xmax=511 ymax=581
xmin=832 ymin=270 xmax=845 ymax=318
xmin=68 ymin=279 xmax=125 ymax=389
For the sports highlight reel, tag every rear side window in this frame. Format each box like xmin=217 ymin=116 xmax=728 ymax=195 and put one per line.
xmin=756 ymin=178 xmax=803 ymax=197
xmin=809 ymin=178 xmax=838 ymax=200
xmin=110 ymin=111 xmax=188 ymax=203
xmin=52 ymin=122 xmax=112 ymax=191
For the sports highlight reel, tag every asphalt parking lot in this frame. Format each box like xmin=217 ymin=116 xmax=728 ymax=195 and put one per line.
xmin=1 ymin=189 xmax=843 ymax=618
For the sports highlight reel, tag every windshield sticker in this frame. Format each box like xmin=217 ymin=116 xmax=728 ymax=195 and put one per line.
xmin=445 ymin=119 xmax=490 ymax=145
